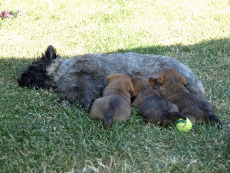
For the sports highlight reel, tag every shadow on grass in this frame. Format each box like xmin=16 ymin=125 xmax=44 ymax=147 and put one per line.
xmin=0 ymin=38 xmax=229 ymax=172
xmin=116 ymin=37 xmax=230 ymax=56
xmin=1 ymin=37 xmax=229 ymax=83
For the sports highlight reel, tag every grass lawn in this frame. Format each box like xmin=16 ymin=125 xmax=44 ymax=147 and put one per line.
xmin=0 ymin=0 xmax=230 ymax=172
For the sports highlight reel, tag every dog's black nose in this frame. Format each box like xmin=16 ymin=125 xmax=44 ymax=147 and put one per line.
xmin=17 ymin=78 xmax=23 ymax=86
xmin=18 ymin=78 xmax=22 ymax=82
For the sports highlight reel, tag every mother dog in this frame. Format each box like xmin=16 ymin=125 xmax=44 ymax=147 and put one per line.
xmin=18 ymin=45 xmax=205 ymax=110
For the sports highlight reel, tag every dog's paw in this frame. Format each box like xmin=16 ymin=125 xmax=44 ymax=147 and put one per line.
xmin=178 ymin=113 xmax=186 ymax=120
xmin=79 ymin=103 xmax=91 ymax=111
xmin=171 ymin=112 xmax=186 ymax=120
xmin=59 ymin=100 xmax=72 ymax=107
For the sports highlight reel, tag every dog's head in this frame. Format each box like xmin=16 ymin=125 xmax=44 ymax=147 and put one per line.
xmin=149 ymin=68 xmax=187 ymax=86
xmin=18 ymin=45 xmax=57 ymax=89
xmin=131 ymin=76 xmax=153 ymax=97
xmin=106 ymin=73 xmax=134 ymax=94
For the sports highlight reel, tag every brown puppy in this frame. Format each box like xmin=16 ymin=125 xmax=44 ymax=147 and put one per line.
xmin=131 ymin=76 xmax=186 ymax=126
xmin=90 ymin=73 xmax=134 ymax=128
xmin=152 ymin=68 xmax=222 ymax=129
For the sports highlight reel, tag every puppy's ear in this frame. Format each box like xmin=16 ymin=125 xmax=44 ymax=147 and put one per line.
xmin=127 ymin=81 xmax=134 ymax=94
xmin=148 ymin=79 xmax=155 ymax=87
xmin=147 ymin=73 xmax=161 ymax=80
xmin=131 ymin=86 xmax=139 ymax=97
xmin=106 ymin=74 xmax=117 ymax=83
xmin=179 ymin=75 xmax=187 ymax=85
xmin=148 ymin=72 xmax=161 ymax=86
xmin=160 ymin=73 xmax=168 ymax=85
xmin=130 ymin=77 xmax=138 ymax=96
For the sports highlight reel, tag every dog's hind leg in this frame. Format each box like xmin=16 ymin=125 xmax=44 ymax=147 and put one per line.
xmin=208 ymin=114 xmax=222 ymax=129
xmin=161 ymin=111 xmax=186 ymax=125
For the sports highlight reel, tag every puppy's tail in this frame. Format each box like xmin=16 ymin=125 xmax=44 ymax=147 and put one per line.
xmin=104 ymin=108 xmax=115 ymax=129
xmin=209 ymin=114 xmax=222 ymax=130
xmin=104 ymin=97 xmax=120 ymax=129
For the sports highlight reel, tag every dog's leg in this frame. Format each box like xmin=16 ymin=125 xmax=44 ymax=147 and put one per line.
xmin=161 ymin=111 xmax=186 ymax=125
xmin=208 ymin=114 xmax=222 ymax=129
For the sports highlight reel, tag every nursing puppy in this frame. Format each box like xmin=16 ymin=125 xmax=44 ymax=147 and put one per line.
xmin=132 ymin=76 xmax=186 ymax=126
xmin=152 ymin=68 xmax=222 ymax=129
xmin=18 ymin=45 xmax=205 ymax=110
xmin=90 ymin=73 xmax=134 ymax=128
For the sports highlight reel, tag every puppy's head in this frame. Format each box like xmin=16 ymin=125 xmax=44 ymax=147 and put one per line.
xmin=106 ymin=73 xmax=134 ymax=94
xmin=18 ymin=45 xmax=57 ymax=89
xmin=150 ymin=68 xmax=187 ymax=86
xmin=131 ymin=76 xmax=152 ymax=97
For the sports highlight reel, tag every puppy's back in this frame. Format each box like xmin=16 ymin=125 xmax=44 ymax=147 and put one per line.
xmin=137 ymin=92 xmax=181 ymax=125
xmin=90 ymin=73 xmax=133 ymax=128
xmin=132 ymin=76 xmax=184 ymax=125
xmin=90 ymin=94 xmax=131 ymax=127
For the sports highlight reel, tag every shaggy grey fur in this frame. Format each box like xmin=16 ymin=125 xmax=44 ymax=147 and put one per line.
xmin=18 ymin=45 xmax=205 ymax=109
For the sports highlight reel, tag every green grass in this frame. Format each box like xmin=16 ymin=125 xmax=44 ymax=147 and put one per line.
xmin=0 ymin=0 xmax=230 ymax=172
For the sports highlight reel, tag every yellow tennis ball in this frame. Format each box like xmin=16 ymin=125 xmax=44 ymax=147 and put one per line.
xmin=176 ymin=118 xmax=192 ymax=132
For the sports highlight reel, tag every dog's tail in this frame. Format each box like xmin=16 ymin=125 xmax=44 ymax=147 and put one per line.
xmin=104 ymin=97 xmax=120 ymax=128
xmin=104 ymin=108 xmax=115 ymax=128
xmin=209 ymin=114 xmax=222 ymax=129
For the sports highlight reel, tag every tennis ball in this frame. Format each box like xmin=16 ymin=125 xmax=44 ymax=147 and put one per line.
xmin=176 ymin=118 xmax=192 ymax=132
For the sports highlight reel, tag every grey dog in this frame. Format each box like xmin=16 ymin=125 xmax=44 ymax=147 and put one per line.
xmin=18 ymin=45 xmax=205 ymax=110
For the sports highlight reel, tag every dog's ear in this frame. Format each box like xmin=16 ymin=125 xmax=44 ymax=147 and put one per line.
xmin=127 ymin=80 xmax=134 ymax=94
xmin=147 ymin=72 xmax=161 ymax=86
xmin=149 ymin=73 xmax=167 ymax=85
xmin=148 ymin=79 xmax=155 ymax=87
xmin=130 ymin=77 xmax=138 ymax=96
xmin=160 ymin=73 xmax=168 ymax=85
xmin=106 ymin=74 xmax=117 ymax=83
xmin=42 ymin=45 xmax=57 ymax=64
xmin=179 ymin=74 xmax=187 ymax=85
xmin=131 ymin=85 xmax=139 ymax=97
xmin=147 ymin=73 xmax=161 ymax=80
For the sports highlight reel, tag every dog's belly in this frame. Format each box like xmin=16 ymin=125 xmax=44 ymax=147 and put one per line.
xmin=46 ymin=52 xmax=205 ymax=108
xmin=94 ymin=53 xmax=204 ymax=95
